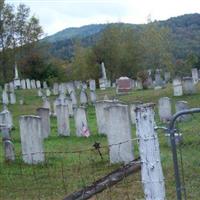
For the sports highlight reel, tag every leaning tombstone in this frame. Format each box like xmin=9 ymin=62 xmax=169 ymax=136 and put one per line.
xmin=191 ymin=68 xmax=198 ymax=84
xmin=19 ymin=115 xmax=44 ymax=164
xmin=56 ymin=104 xmax=70 ymax=136
xmin=2 ymin=90 xmax=9 ymax=105
xmin=10 ymin=92 xmax=16 ymax=104
xmin=175 ymin=101 xmax=191 ymax=121
xmin=36 ymin=108 xmax=50 ymax=139
xmin=182 ymin=77 xmax=196 ymax=95
xmin=104 ymin=104 xmax=134 ymax=164
xmin=158 ymin=97 xmax=172 ymax=122
xmin=173 ymin=78 xmax=183 ymax=96
xmin=1 ymin=126 xmax=15 ymax=162
xmin=73 ymin=106 xmax=90 ymax=137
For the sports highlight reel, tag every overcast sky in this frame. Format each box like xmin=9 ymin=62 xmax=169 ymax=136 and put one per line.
xmin=6 ymin=0 xmax=200 ymax=36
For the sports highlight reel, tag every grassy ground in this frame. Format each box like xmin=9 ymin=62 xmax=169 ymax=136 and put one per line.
xmin=1 ymin=84 xmax=200 ymax=199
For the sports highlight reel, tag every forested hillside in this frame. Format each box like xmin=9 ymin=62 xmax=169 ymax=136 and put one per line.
xmin=44 ymin=13 xmax=200 ymax=60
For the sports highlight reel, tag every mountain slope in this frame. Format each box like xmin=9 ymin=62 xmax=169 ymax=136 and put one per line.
xmin=43 ymin=13 xmax=200 ymax=60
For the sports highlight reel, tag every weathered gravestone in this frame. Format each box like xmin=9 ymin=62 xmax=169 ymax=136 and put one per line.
xmin=19 ymin=115 xmax=44 ymax=164
xmin=191 ymin=68 xmax=198 ymax=84
xmin=9 ymin=82 xmax=14 ymax=93
xmin=37 ymin=89 xmax=43 ymax=97
xmin=43 ymin=81 xmax=48 ymax=89
xmin=80 ymin=89 xmax=88 ymax=105
xmin=1 ymin=126 xmax=15 ymax=162
xmin=104 ymin=104 xmax=134 ymax=164
xmin=158 ymin=97 xmax=172 ymax=122
xmin=21 ymin=79 xmax=26 ymax=89
xmin=42 ymin=98 xmax=51 ymax=115
xmin=173 ymin=78 xmax=183 ymax=96
xmin=154 ymin=69 xmax=164 ymax=89
xmin=0 ymin=107 xmax=13 ymax=130
xmin=116 ymin=77 xmax=132 ymax=94
xmin=53 ymin=83 xmax=59 ymax=95
xmin=89 ymin=79 xmax=96 ymax=91
xmin=90 ymin=90 xmax=97 ymax=104
xmin=175 ymin=101 xmax=191 ymax=121
xmin=10 ymin=92 xmax=16 ymax=104
xmin=31 ymin=80 xmax=36 ymax=89
xmin=13 ymin=63 xmax=21 ymax=89
xmin=2 ymin=90 xmax=9 ymax=105
xmin=46 ymin=88 xmax=51 ymax=97
xmin=26 ymin=79 xmax=31 ymax=89
xmin=182 ymin=77 xmax=196 ymax=95
xmin=36 ymin=80 xmax=41 ymax=89
xmin=73 ymin=106 xmax=89 ymax=137
xmin=56 ymin=104 xmax=70 ymax=136
xmin=36 ymin=108 xmax=51 ymax=139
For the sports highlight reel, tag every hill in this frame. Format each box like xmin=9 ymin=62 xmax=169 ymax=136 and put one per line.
xmin=43 ymin=13 xmax=200 ymax=60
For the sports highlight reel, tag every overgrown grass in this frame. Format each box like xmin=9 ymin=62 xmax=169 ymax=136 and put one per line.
xmin=1 ymin=84 xmax=200 ymax=199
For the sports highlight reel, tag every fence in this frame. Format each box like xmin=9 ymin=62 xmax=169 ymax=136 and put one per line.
xmin=2 ymin=104 xmax=199 ymax=200
xmin=168 ymin=108 xmax=200 ymax=200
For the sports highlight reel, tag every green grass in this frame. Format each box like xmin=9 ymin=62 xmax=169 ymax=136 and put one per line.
xmin=1 ymin=85 xmax=200 ymax=199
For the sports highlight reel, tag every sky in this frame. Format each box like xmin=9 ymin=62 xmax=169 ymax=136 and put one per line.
xmin=5 ymin=0 xmax=200 ymax=36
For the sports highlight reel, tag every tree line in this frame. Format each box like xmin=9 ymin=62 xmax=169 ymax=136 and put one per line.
xmin=1 ymin=2 xmax=200 ymax=85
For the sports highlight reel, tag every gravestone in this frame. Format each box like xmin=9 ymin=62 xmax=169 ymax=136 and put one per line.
xmin=26 ymin=79 xmax=31 ymax=89
xmin=182 ymin=77 xmax=196 ymax=95
xmin=36 ymin=80 xmax=41 ymax=89
xmin=173 ymin=78 xmax=183 ymax=96
xmin=154 ymin=69 xmax=163 ymax=89
xmin=4 ymin=83 xmax=9 ymax=92
xmin=13 ymin=63 xmax=21 ymax=88
xmin=9 ymin=82 xmax=14 ymax=93
xmin=89 ymin=79 xmax=96 ymax=91
xmin=191 ymin=68 xmax=198 ymax=84
xmin=10 ymin=92 xmax=16 ymax=104
xmin=164 ymin=72 xmax=171 ymax=83
xmin=43 ymin=81 xmax=48 ymax=89
xmin=46 ymin=88 xmax=51 ymax=97
xmin=74 ymin=81 xmax=81 ymax=90
xmin=90 ymin=90 xmax=97 ymax=104
xmin=56 ymin=104 xmax=70 ymax=136
xmin=2 ymin=90 xmax=9 ymax=105
xmin=80 ymin=89 xmax=88 ymax=105
xmin=21 ymin=79 xmax=26 ymax=89
xmin=105 ymin=104 xmax=134 ymax=164
xmin=158 ymin=97 xmax=172 ymax=122
xmin=135 ymin=80 xmax=143 ymax=90
xmin=69 ymin=91 xmax=77 ymax=106
xmin=42 ymin=98 xmax=51 ymax=115
xmin=116 ymin=77 xmax=132 ymax=94
xmin=31 ymin=80 xmax=36 ymax=89
xmin=99 ymin=62 xmax=108 ymax=90
xmin=73 ymin=106 xmax=89 ymax=137
xmin=66 ymin=82 xmax=75 ymax=94
xmin=53 ymin=99 xmax=60 ymax=116
xmin=37 ymin=89 xmax=43 ymax=97
xmin=53 ymin=83 xmax=59 ymax=95
xmin=1 ymin=126 xmax=15 ymax=162
xmin=0 ymin=108 xmax=13 ymax=129
xmin=59 ymin=83 xmax=66 ymax=94
xmin=19 ymin=115 xmax=44 ymax=164
xmin=65 ymin=97 xmax=74 ymax=117
xmin=36 ymin=108 xmax=50 ymax=139
xmin=129 ymin=102 xmax=142 ymax=125
xmin=175 ymin=101 xmax=191 ymax=121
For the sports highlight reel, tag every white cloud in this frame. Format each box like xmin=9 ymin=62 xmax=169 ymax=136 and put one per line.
xmin=6 ymin=0 xmax=200 ymax=35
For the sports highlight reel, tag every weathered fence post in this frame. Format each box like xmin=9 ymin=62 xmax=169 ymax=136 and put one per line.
xmin=135 ymin=103 xmax=165 ymax=200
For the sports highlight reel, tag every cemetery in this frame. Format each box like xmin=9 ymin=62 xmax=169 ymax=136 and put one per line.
xmin=0 ymin=68 xmax=200 ymax=199
xmin=1 ymin=1 xmax=200 ymax=199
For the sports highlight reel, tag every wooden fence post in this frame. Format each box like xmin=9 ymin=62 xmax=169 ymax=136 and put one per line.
xmin=135 ymin=103 xmax=166 ymax=200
